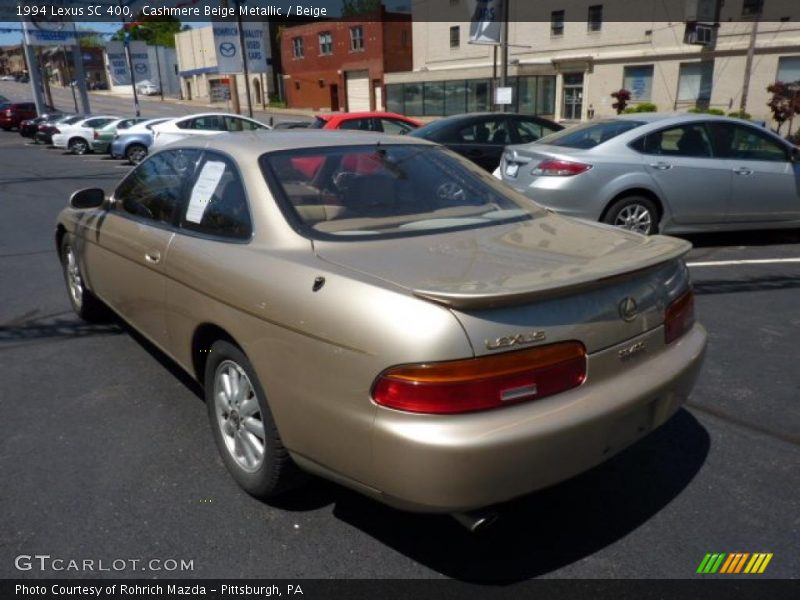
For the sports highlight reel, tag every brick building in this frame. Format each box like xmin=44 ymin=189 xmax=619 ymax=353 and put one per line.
xmin=281 ymin=8 xmax=412 ymax=112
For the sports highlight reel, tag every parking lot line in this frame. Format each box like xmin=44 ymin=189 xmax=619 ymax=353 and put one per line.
xmin=687 ymin=258 xmax=800 ymax=267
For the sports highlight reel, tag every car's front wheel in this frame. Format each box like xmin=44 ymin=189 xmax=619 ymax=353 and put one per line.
xmin=68 ymin=138 xmax=89 ymax=155
xmin=204 ymin=340 xmax=301 ymax=499
xmin=60 ymin=234 xmax=107 ymax=322
xmin=125 ymin=143 xmax=147 ymax=165
xmin=603 ymin=195 xmax=659 ymax=235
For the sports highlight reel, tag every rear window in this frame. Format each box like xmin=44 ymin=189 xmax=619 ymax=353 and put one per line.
xmin=538 ymin=119 xmax=646 ymax=149
xmin=260 ymin=144 xmax=539 ymax=240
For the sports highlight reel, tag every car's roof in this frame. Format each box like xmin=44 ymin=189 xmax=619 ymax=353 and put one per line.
xmin=317 ymin=111 xmax=414 ymax=120
xmin=603 ymin=112 xmax=742 ymax=124
xmin=172 ymin=112 xmax=260 ymax=121
xmin=162 ymin=130 xmax=435 ymax=155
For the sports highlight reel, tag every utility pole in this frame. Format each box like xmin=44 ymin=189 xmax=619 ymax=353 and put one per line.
xmin=499 ymin=0 xmax=509 ymax=113
xmin=61 ymin=45 xmax=79 ymax=112
xmin=154 ymin=45 xmax=164 ymax=101
xmin=739 ymin=10 xmax=760 ymax=114
xmin=236 ymin=0 xmax=253 ymax=118
xmin=220 ymin=0 xmax=241 ymax=114
xmin=22 ymin=42 xmax=45 ymax=115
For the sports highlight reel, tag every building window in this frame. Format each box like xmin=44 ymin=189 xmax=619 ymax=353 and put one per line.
xmin=450 ymin=26 xmax=460 ymax=48
xmin=623 ymin=65 xmax=654 ymax=101
xmin=588 ymin=5 xmax=603 ymax=32
xmin=742 ymin=0 xmax=764 ymax=18
xmin=350 ymin=26 xmax=364 ymax=51
xmin=777 ymin=56 xmax=800 ymax=82
xmin=551 ymin=10 xmax=565 ymax=36
xmin=319 ymin=32 xmax=332 ymax=56
xmin=677 ymin=61 xmax=714 ymax=103
xmin=292 ymin=37 xmax=304 ymax=59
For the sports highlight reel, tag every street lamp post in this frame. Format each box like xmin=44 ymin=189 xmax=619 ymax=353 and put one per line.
xmin=123 ymin=31 xmax=141 ymax=117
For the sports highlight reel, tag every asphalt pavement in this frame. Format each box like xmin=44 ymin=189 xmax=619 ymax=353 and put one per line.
xmin=0 ymin=93 xmax=798 ymax=582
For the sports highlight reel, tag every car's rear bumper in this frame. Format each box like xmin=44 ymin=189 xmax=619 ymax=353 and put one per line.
xmin=367 ymin=323 xmax=707 ymax=512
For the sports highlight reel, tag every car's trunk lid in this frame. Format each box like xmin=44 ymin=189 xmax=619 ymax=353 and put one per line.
xmin=314 ymin=214 xmax=691 ymax=354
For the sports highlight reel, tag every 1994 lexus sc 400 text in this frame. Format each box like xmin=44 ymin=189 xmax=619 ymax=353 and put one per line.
xmin=56 ymin=131 xmax=706 ymax=528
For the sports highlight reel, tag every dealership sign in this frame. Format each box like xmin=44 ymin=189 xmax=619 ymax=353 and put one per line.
xmin=213 ymin=25 xmax=269 ymax=74
xmin=469 ymin=0 xmax=504 ymax=45
xmin=22 ymin=16 xmax=78 ymax=46
xmin=106 ymin=41 xmax=150 ymax=86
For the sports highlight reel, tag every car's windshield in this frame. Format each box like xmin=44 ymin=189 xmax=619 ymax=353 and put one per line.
xmin=260 ymin=144 xmax=540 ymax=240
xmin=538 ymin=119 xmax=646 ymax=149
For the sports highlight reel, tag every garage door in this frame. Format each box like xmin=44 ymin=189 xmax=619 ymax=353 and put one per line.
xmin=346 ymin=70 xmax=370 ymax=112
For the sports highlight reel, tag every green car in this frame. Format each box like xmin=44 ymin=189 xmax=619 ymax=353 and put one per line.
xmin=91 ymin=117 xmax=151 ymax=154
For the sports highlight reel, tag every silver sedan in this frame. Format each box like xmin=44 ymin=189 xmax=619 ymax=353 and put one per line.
xmin=496 ymin=114 xmax=800 ymax=235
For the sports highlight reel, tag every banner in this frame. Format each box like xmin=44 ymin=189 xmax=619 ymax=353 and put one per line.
xmin=22 ymin=15 xmax=78 ymax=46
xmin=106 ymin=41 xmax=151 ymax=86
xmin=213 ymin=24 xmax=269 ymax=74
xmin=469 ymin=0 xmax=504 ymax=45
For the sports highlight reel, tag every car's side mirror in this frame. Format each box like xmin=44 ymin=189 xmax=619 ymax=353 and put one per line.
xmin=69 ymin=188 xmax=105 ymax=209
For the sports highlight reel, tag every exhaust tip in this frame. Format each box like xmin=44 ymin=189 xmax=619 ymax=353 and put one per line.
xmin=452 ymin=510 xmax=499 ymax=533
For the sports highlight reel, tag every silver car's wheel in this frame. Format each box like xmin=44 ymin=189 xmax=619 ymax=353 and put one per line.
xmin=213 ymin=360 xmax=266 ymax=473
xmin=204 ymin=341 xmax=303 ymax=498
xmin=69 ymin=138 xmax=89 ymax=155
xmin=603 ymin=196 xmax=659 ymax=235
xmin=126 ymin=144 xmax=147 ymax=164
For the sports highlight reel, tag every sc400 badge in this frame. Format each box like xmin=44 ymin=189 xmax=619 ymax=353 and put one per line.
xmin=485 ymin=331 xmax=546 ymax=350
xmin=618 ymin=341 xmax=646 ymax=360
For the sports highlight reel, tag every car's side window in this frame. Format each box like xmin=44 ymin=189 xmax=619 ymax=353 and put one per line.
xmin=114 ymin=149 xmax=202 ymax=226
xmin=179 ymin=152 xmax=252 ymax=240
xmin=513 ymin=118 xmax=560 ymax=144
xmin=339 ymin=118 xmax=372 ymax=131
xmin=708 ymin=122 xmax=788 ymax=162
xmin=637 ymin=124 xmax=713 ymax=158
xmin=381 ymin=118 xmax=414 ymax=135
xmin=456 ymin=119 xmax=509 ymax=145
xmin=188 ymin=116 xmax=223 ymax=131
xmin=85 ymin=118 xmax=113 ymax=129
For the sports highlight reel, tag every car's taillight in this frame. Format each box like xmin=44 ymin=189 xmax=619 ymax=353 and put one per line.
xmin=532 ymin=160 xmax=592 ymax=177
xmin=371 ymin=342 xmax=587 ymax=414
xmin=665 ymin=289 xmax=695 ymax=344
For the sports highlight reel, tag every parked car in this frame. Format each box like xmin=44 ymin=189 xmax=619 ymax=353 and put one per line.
xmin=91 ymin=117 xmax=151 ymax=154
xmin=150 ymin=113 xmax=270 ymax=151
xmin=56 ymin=131 xmax=706 ymax=523
xmin=410 ymin=112 xmax=563 ymax=172
xmin=110 ymin=117 xmax=172 ymax=164
xmin=309 ymin=111 xmax=420 ymax=134
xmin=35 ymin=114 xmax=81 ymax=145
xmin=136 ymin=81 xmax=160 ymax=96
xmin=52 ymin=115 xmax=120 ymax=154
xmin=496 ymin=113 xmax=800 ymax=235
xmin=0 ymin=102 xmax=38 ymax=130
xmin=273 ymin=120 xmax=312 ymax=130
xmin=19 ymin=111 xmax=64 ymax=138
xmin=0 ymin=75 xmax=14 ymax=81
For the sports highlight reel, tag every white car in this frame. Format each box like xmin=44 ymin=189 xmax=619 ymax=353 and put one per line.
xmin=51 ymin=115 xmax=120 ymax=154
xmin=136 ymin=81 xmax=160 ymax=95
xmin=150 ymin=113 xmax=270 ymax=151
xmin=0 ymin=75 xmax=15 ymax=81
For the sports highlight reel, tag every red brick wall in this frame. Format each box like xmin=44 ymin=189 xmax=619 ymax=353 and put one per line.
xmin=280 ymin=12 xmax=411 ymax=111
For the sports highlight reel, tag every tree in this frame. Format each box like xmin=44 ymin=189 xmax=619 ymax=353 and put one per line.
xmin=767 ymin=81 xmax=800 ymax=136
xmin=111 ymin=14 xmax=186 ymax=48
xmin=342 ymin=0 xmax=382 ymax=17
xmin=611 ymin=88 xmax=631 ymax=114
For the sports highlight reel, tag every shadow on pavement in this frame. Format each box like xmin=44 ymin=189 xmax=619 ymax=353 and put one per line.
xmin=679 ymin=228 xmax=800 ymax=248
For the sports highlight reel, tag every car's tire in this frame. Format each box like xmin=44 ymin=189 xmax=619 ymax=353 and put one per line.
xmin=204 ymin=340 xmax=302 ymax=499
xmin=60 ymin=234 xmax=108 ymax=322
xmin=602 ymin=195 xmax=659 ymax=235
xmin=68 ymin=137 xmax=89 ymax=155
xmin=125 ymin=143 xmax=147 ymax=165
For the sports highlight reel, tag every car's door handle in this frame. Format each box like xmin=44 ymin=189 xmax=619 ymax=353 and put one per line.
xmin=144 ymin=250 xmax=161 ymax=265
xmin=649 ymin=162 xmax=673 ymax=170
xmin=733 ymin=167 xmax=754 ymax=176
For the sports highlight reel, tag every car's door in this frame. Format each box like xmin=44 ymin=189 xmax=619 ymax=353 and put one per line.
xmin=706 ymin=121 xmax=800 ymax=222
xmin=163 ymin=151 xmax=254 ymax=369
xmin=84 ymin=149 xmax=202 ymax=349
xmin=441 ymin=117 xmax=511 ymax=171
xmin=635 ymin=122 xmax=732 ymax=224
